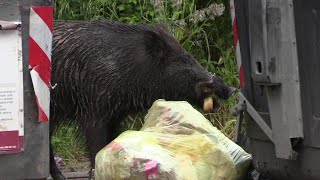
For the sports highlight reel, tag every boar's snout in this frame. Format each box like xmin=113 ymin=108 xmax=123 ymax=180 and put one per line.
xmin=197 ymin=75 xmax=237 ymax=99
xmin=225 ymin=86 xmax=237 ymax=100
xmin=211 ymin=74 xmax=237 ymax=100
xmin=196 ymin=74 xmax=236 ymax=113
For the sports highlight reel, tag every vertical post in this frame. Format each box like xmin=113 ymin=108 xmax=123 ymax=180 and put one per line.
xmin=229 ymin=0 xmax=244 ymax=89
xmin=246 ymin=0 xmax=303 ymax=160
xmin=263 ymin=0 xmax=303 ymax=160
xmin=229 ymin=0 xmax=245 ymax=143
xmin=0 ymin=0 xmax=53 ymax=179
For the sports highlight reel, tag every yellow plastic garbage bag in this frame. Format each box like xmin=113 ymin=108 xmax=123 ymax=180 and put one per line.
xmin=141 ymin=100 xmax=252 ymax=178
xmin=95 ymin=100 xmax=251 ymax=180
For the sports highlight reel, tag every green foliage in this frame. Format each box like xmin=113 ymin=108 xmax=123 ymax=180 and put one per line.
xmin=54 ymin=0 xmax=239 ymax=103
xmin=51 ymin=122 xmax=89 ymax=171
xmin=52 ymin=0 xmax=239 ymax=169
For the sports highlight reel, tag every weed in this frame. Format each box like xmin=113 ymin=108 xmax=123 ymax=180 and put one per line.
xmin=51 ymin=122 xmax=89 ymax=171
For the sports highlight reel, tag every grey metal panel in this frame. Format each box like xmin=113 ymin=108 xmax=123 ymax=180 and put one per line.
xmin=0 ymin=0 xmax=21 ymax=21
xmin=293 ymin=0 xmax=320 ymax=148
xmin=248 ymin=0 xmax=270 ymax=84
xmin=234 ymin=0 xmax=272 ymax=144
xmin=247 ymin=112 xmax=271 ymax=141
xmin=250 ymin=139 xmax=320 ymax=180
xmin=246 ymin=0 xmax=304 ymax=160
xmin=0 ymin=0 xmax=52 ymax=179
xmin=236 ymin=0 xmax=320 ymax=178
xmin=235 ymin=0 xmax=269 ymax=112
xmin=264 ymin=0 xmax=303 ymax=159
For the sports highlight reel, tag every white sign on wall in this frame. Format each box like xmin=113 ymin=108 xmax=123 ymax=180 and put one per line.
xmin=0 ymin=21 xmax=24 ymax=154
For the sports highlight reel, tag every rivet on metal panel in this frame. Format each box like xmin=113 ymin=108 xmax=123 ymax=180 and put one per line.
xmin=268 ymin=57 xmax=276 ymax=73
xmin=289 ymin=0 xmax=293 ymax=7
xmin=18 ymin=2 xmax=22 ymax=13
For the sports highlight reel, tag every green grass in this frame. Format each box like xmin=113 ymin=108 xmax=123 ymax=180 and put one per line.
xmin=52 ymin=0 xmax=239 ymax=170
xmin=51 ymin=122 xmax=89 ymax=171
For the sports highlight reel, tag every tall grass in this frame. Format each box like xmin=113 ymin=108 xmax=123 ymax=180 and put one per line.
xmin=52 ymin=0 xmax=239 ymax=168
xmin=51 ymin=122 xmax=89 ymax=171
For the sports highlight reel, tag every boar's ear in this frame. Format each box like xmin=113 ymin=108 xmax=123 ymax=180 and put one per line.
xmin=155 ymin=23 xmax=170 ymax=33
xmin=143 ymin=30 xmax=170 ymax=64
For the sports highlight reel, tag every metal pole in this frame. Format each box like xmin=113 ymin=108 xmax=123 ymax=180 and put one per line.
xmin=0 ymin=0 xmax=53 ymax=179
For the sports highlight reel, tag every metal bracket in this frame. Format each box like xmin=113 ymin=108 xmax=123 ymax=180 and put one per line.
xmin=0 ymin=23 xmax=20 ymax=30
xmin=0 ymin=21 xmax=21 ymax=30
xmin=231 ymin=92 xmax=274 ymax=143
xmin=231 ymin=92 xmax=299 ymax=160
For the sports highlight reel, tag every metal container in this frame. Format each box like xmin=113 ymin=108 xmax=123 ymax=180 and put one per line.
xmin=233 ymin=0 xmax=320 ymax=179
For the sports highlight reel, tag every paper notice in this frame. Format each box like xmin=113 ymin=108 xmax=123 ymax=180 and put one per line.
xmin=0 ymin=25 xmax=24 ymax=154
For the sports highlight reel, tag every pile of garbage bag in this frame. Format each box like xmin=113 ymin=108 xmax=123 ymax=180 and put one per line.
xmin=95 ymin=100 xmax=252 ymax=180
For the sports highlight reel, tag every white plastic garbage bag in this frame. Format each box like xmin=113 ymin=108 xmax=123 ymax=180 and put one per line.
xmin=95 ymin=100 xmax=252 ymax=180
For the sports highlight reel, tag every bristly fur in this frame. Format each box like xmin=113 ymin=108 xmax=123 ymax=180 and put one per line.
xmin=51 ymin=20 xmax=211 ymax=128
xmin=49 ymin=20 xmax=233 ymax=180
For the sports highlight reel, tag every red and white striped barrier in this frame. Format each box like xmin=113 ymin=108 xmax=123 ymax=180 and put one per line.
xmin=29 ymin=6 xmax=53 ymax=122
xmin=229 ymin=0 xmax=245 ymax=88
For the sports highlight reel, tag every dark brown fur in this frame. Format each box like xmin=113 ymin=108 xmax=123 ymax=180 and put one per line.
xmin=49 ymin=20 xmax=234 ymax=179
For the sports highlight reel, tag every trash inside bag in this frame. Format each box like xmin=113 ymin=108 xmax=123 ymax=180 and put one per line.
xmin=95 ymin=100 xmax=252 ymax=180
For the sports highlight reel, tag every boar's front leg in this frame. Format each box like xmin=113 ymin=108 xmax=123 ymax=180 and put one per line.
xmin=85 ymin=123 xmax=110 ymax=167
xmin=50 ymin=142 xmax=67 ymax=180
xmin=85 ymin=117 xmax=124 ymax=175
